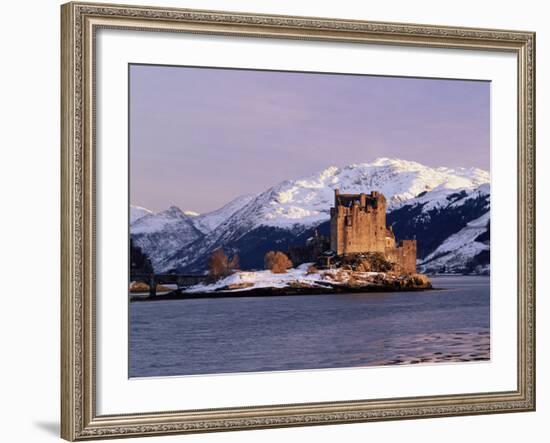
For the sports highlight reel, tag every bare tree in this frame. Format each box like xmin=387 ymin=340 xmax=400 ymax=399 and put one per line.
xmin=264 ymin=251 xmax=275 ymax=270
xmin=264 ymin=251 xmax=293 ymax=274
xmin=229 ymin=253 xmax=239 ymax=272
xmin=208 ymin=249 xmax=239 ymax=280
xmin=208 ymin=249 xmax=229 ymax=280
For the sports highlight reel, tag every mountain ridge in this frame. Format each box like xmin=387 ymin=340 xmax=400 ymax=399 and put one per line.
xmin=131 ymin=158 xmax=490 ymax=274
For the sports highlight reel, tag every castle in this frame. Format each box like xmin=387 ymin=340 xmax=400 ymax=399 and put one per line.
xmin=330 ymin=189 xmax=417 ymax=273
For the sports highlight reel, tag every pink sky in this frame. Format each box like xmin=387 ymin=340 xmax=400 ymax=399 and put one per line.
xmin=130 ymin=64 xmax=490 ymax=213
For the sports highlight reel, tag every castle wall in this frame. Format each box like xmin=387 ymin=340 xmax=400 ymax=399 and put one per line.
xmin=330 ymin=190 xmax=417 ymax=273
xmin=384 ymin=240 xmax=417 ymax=273
xmin=397 ymin=240 xmax=417 ymax=273
xmin=344 ymin=205 xmax=386 ymax=254
xmin=330 ymin=207 xmax=342 ymax=254
xmin=331 ymin=191 xmax=387 ymax=255
xmin=384 ymin=246 xmax=399 ymax=265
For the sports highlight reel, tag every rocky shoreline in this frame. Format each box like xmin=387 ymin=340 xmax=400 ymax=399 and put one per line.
xmin=130 ymin=271 xmax=433 ymax=302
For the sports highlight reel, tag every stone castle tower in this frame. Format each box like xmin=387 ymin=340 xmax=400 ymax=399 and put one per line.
xmin=329 ymin=189 xmax=417 ymax=273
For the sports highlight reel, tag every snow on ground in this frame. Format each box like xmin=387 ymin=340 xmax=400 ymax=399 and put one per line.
xmin=185 ymin=263 xmax=384 ymax=294
xmin=185 ymin=264 xmax=322 ymax=293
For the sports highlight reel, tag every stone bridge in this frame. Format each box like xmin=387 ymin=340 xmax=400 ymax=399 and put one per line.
xmin=131 ymin=273 xmax=208 ymax=297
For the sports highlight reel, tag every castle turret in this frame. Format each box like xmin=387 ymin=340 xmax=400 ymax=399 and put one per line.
xmin=329 ymin=190 xmax=416 ymax=272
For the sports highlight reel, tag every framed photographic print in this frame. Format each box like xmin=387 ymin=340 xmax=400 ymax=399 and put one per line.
xmin=61 ymin=1 xmax=536 ymax=440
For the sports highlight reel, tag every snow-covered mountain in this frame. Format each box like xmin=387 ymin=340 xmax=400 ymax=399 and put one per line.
xmin=191 ymin=194 xmax=256 ymax=234
xmin=131 ymin=158 xmax=491 ymax=274
xmin=130 ymin=194 xmax=256 ymax=270
xmin=130 ymin=205 xmax=153 ymax=224
xmin=208 ymin=158 xmax=489 ymax=230
xmin=131 ymin=206 xmax=204 ymax=270
xmin=418 ymin=212 xmax=490 ymax=274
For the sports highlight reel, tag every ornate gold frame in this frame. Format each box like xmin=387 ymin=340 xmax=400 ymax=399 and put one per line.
xmin=61 ymin=2 xmax=536 ymax=440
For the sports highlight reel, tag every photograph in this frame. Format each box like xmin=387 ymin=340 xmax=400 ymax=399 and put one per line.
xmin=128 ymin=64 xmax=491 ymax=378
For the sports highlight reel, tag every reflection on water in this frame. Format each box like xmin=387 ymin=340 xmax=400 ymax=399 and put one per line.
xmin=129 ymin=275 xmax=490 ymax=377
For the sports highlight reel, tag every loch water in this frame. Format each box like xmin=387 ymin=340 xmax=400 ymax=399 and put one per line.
xmin=129 ymin=275 xmax=490 ymax=377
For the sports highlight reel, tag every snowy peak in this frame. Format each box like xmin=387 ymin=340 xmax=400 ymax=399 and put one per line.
xmin=131 ymin=205 xmax=195 ymax=235
xmin=367 ymin=157 xmax=488 ymax=181
xmin=238 ymin=157 xmax=490 ymax=229
xmin=163 ymin=205 xmax=186 ymax=217
xmin=130 ymin=194 xmax=256 ymax=235
xmin=130 ymin=206 xmax=205 ymax=271
xmin=130 ymin=157 xmax=491 ymax=274
xmin=192 ymin=194 xmax=256 ymax=234
xmin=129 ymin=195 xmax=256 ymax=271
xmin=131 ymin=158 xmax=489 ymax=233
xmin=183 ymin=211 xmax=200 ymax=217
xmin=130 ymin=205 xmax=153 ymax=224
